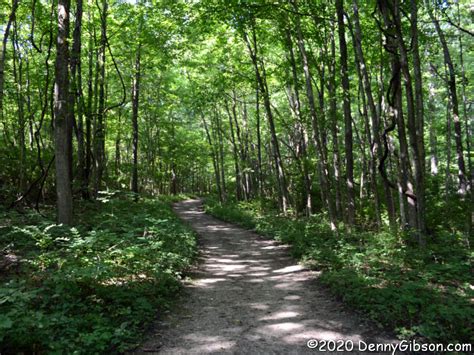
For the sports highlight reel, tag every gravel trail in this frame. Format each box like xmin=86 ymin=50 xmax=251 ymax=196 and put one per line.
xmin=133 ymin=199 xmax=396 ymax=354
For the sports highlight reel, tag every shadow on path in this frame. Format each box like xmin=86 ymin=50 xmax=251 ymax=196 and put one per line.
xmin=132 ymin=199 xmax=396 ymax=354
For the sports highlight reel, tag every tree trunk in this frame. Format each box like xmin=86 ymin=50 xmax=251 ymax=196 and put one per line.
xmin=378 ymin=0 xmax=416 ymax=230
xmin=54 ymin=0 xmax=73 ymax=224
xmin=216 ymin=110 xmax=227 ymax=201
xmin=201 ymin=113 xmax=222 ymax=202
xmin=12 ymin=22 xmax=26 ymax=192
xmin=95 ymin=0 xmax=107 ymax=194
xmin=255 ymin=84 xmax=263 ymax=198
xmin=225 ymin=99 xmax=242 ymax=200
xmin=84 ymin=4 xmax=94 ymax=199
xmin=131 ymin=43 xmax=141 ymax=197
xmin=352 ymin=0 xmax=397 ymax=227
xmin=427 ymin=70 xmax=438 ymax=175
xmin=336 ymin=0 xmax=355 ymax=226
xmin=69 ymin=0 xmax=84 ymax=196
xmin=427 ymin=4 xmax=467 ymax=195
xmin=291 ymin=0 xmax=336 ymax=228
xmin=0 ymin=0 xmax=19 ymax=123
xmin=243 ymin=23 xmax=290 ymax=213
xmin=284 ymin=26 xmax=312 ymax=215
xmin=327 ymin=23 xmax=343 ymax=220
xmin=389 ymin=0 xmax=426 ymax=237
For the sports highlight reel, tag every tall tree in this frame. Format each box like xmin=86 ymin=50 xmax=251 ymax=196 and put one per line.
xmin=54 ymin=0 xmax=73 ymax=224
xmin=427 ymin=2 xmax=468 ymax=196
xmin=243 ymin=20 xmax=290 ymax=213
xmin=335 ymin=0 xmax=355 ymax=226
xmin=0 ymin=0 xmax=19 ymax=123
xmin=131 ymin=42 xmax=141 ymax=196
xmin=290 ymin=0 xmax=337 ymax=229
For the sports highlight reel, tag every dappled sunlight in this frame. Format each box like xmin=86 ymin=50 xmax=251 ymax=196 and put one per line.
xmin=273 ymin=264 xmax=305 ymax=274
xmin=192 ymin=277 xmax=226 ymax=286
xmin=137 ymin=200 xmax=395 ymax=354
xmin=260 ymin=311 xmax=300 ymax=321
xmin=284 ymin=295 xmax=301 ymax=301
xmin=259 ymin=322 xmax=304 ymax=333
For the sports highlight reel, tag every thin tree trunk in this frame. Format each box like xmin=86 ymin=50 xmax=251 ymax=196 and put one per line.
xmin=54 ymin=0 xmax=73 ymax=224
xmin=389 ymin=0 xmax=425 ymax=237
xmin=0 ymin=0 xmax=19 ymax=124
xmin=95 ymin=0 xmax=107 ymax=194
xmin=328 ymin=23 xmax=343 ymax=220
xmin=378 ymin=0 xmax=416 ymax=230
xmin=69 ymin=0 xmax=84 ymax=195
xmin=225 ymin=99 xmax=242 ymax=200
xmin=216 ymin=110 xmax=227 ymax=201
xmin=352 ymin=0 xmax=396 ymax=227
xmin=284 ymin=26 xmax=312 ymax=215
xmin=201 ymin=113 xmax=222 ymax=201
xmin=427 ymin=3 xmax=467 ymax=195
xmin=131 ymin=43 xmax=141 ymax=197
xmin=291 ymin=0 xmax=336 ymax=229
xmin=255 ymin=84 xmax=263 ymax=198
xmin=12 ymin=22 xmax=26 ymax=192
xmin=243 ymin=23 xmax=290 ymax=212
xmin=428 ymin=68 xmax=438 ymax=176
xmin=336 ymin=0 xmax=355 ymax=227
xmin=84 ymin=3 xmax=94 ymax=199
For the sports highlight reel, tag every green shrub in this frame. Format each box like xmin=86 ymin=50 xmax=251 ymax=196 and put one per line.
xmin=204 ymin=197 xmax=473 ymax=344
xmin=0 ymin=195 xmax=197 ymax=353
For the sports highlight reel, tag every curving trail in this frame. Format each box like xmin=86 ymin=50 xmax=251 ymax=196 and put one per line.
xmin=133 ymin=199 xmax=396 ymax=354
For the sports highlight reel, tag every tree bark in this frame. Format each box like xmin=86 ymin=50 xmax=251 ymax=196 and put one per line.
xmin=243 ymin=22 xmax=290 ymax=213
xmin=94 ymin=0 xmax=107 ymax=194
xmin=0 ymin=0 xmax=19 ymax=124
xmin=377 ymin=0 xmax=416 ymax=230
xmin=291 ymin=0 xmax=336 ymax=229
xmin=54 ymin=0 xmax=73 ymax=224
xmin=351 ymin=0 xmax=396 ymax=228
xmin=284 ymin=26 xmax=312 ymax=215
xmin=131 ymin=43 xmax=141 ymax=197
xmin=388 ymin=0 xmax=425 ymax=237
xmin=335 ymin=0 xmax=355 ymax=226
xmin=428 ymin=4 xmax=467 ymax=195
xmin=69 ymin=0 xmax=84 ymax=196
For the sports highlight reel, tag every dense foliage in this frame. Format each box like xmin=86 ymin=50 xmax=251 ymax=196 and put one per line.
xmin=0 ymin=0 xmax=472 ymax=350
xmin=0 ymin=194 xmax=197 ymax=353
xmin=205 ymin=197 xmax=473 ymax=344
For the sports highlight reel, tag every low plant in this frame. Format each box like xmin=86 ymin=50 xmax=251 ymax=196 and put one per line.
xmin=0 ymin=193 xmax=197 ymax=353
xmin=204 ymin=197 xmax=473 ymax=345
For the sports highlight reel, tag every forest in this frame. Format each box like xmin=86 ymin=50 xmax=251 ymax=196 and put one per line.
xmin=0 ymin=0 xmax=472 ymax=353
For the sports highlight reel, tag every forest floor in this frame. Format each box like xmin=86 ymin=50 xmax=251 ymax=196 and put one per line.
xmin=133 ymin=199 xmax=396 ymax=354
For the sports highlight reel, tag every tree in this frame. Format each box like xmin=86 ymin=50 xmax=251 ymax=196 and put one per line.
xmin=54 ymin=0 xmax=73 ymax=224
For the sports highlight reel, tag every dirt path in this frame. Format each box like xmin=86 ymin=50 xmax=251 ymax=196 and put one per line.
xmin=134 ymin=199 xmax=396 ymax=354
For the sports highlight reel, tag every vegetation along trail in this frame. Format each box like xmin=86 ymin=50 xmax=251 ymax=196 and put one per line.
xmin=135 ymin=199 xmax=394 ymax=354
xmin=1 ymin=0 xmax=472 ymax=352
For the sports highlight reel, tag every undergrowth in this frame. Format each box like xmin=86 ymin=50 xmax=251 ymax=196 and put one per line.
xmin=205 ymin=196 xmax=473 ymax=345
xmin=0 ymin=192 xmax=197 ymax=353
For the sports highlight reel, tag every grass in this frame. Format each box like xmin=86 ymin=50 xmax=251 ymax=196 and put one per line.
xmin=0 ymin=192 xmax=197 ymax=353
xmin=204 ymin=196 xmax=473 ymax=345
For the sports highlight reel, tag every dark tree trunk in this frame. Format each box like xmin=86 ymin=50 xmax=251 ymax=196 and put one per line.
xmin=0 ymin=0 xmax=19 ymax=123
xmin=291 ymin=0 xmax=336 ymax=228
xmin=336 ymin=0 xmax=355 ymax=227
xmin=352 ymin=0 xmax=396 ymax=228
xmin=131 ymin=44 xmax=141 ymax=197
xmin=95 ymin=0 xmax=107 ymax=194
xmin=54 ymin=0 xmax=73 ymax=224
xmin=284 ymin=26 xmax=312 ymax=216
xmin=243 ymin=23 xmax=290 ymax=213
xmin=69 ymin=0 xmax=84 ymax=196
xmin=428 ymin=4 xmax=467 ymax=195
